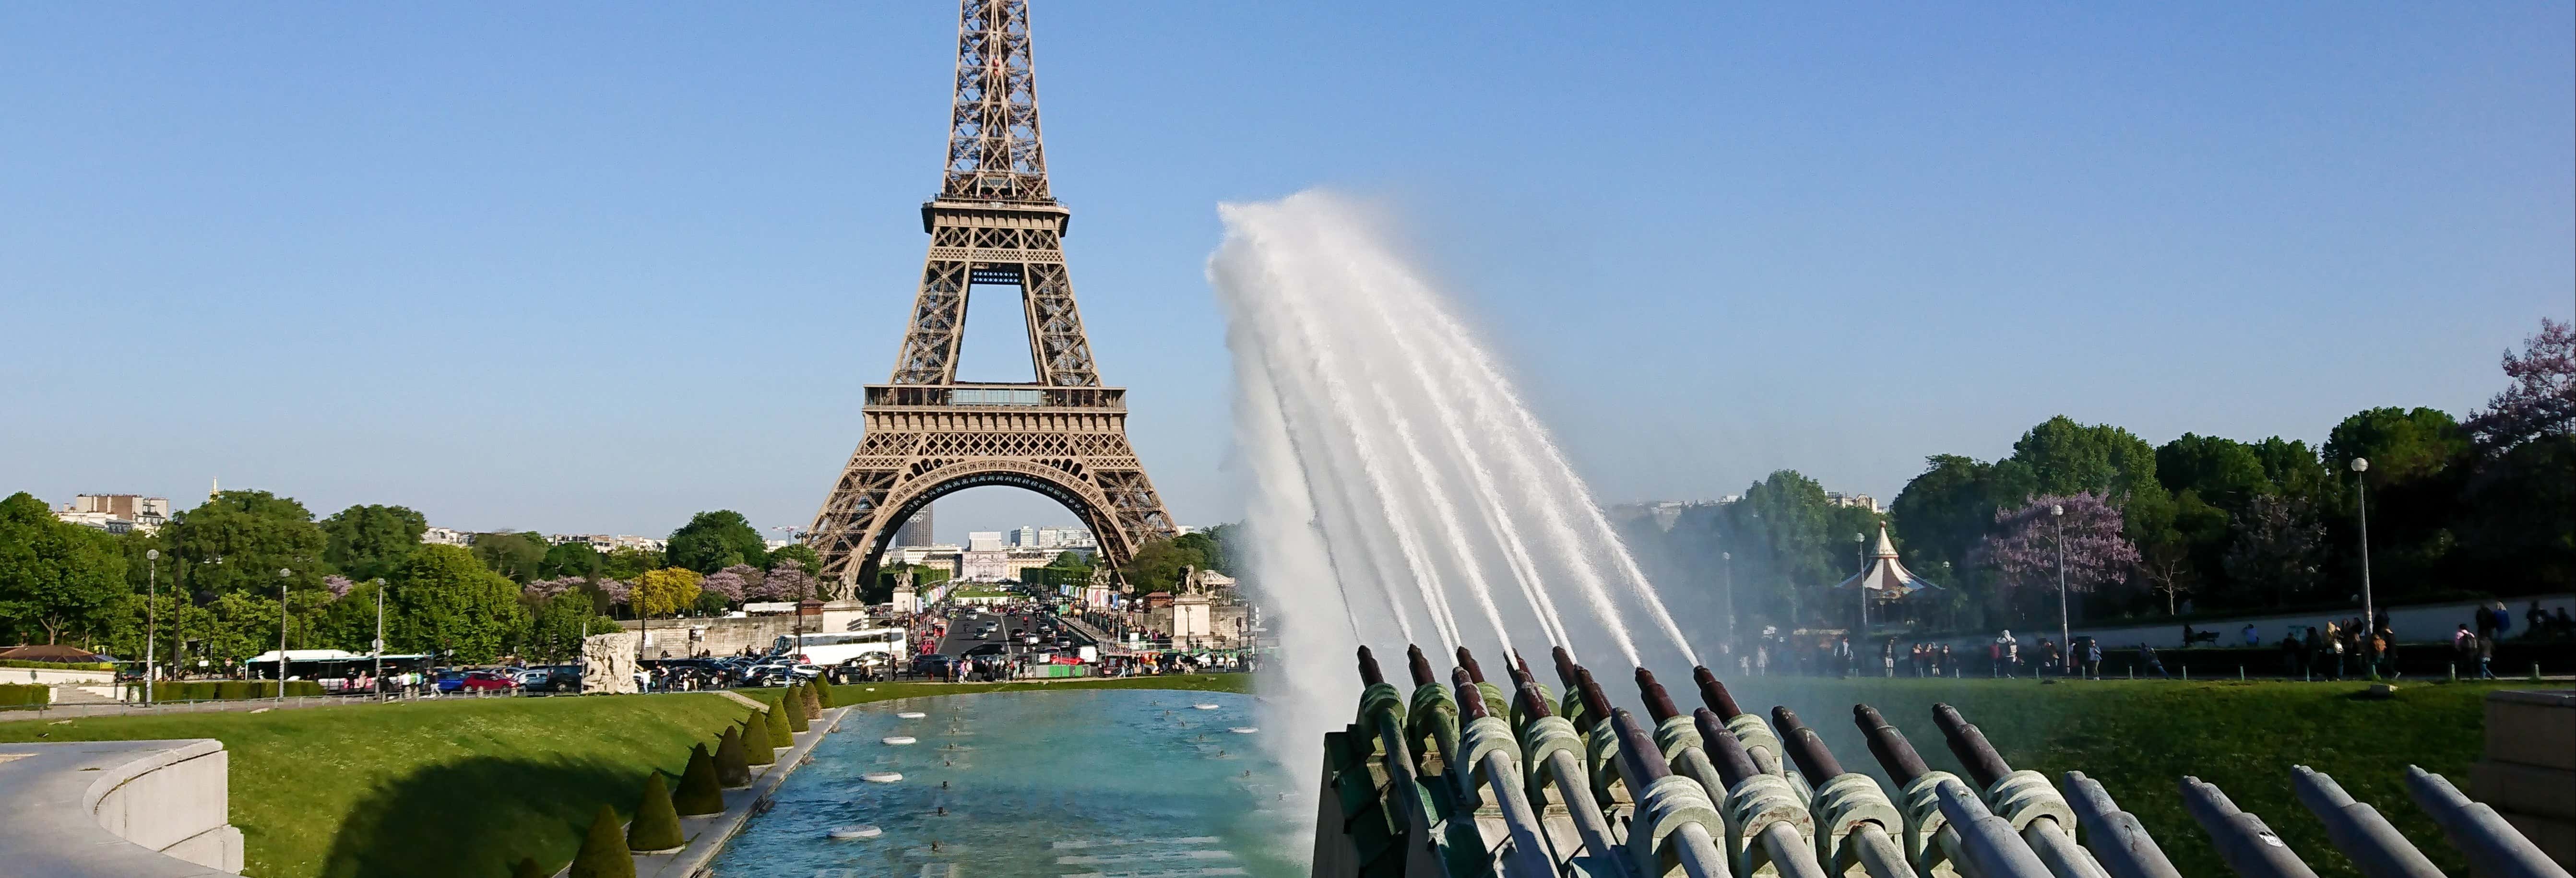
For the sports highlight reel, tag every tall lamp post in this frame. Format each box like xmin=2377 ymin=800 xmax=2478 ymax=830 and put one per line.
xmin=372 ymin=578 xmax=387 ymax=700
xmin=1853 ymin=532 xmax=1868 ymax=636
xmin=2052 ymin=504 xmax=2068 ymax=674
xmin=1720 ymin=551 xmax=1733 ymax=654
xmin=2351 ymin=458 xmax=2374 ymax=633
xmin=143 ymin=549 xmax=159 ymax=706
xmin=276 ymin=568 xmax=291 ymax=700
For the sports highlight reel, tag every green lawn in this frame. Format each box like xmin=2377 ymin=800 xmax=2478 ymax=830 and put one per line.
xmin=0 ymin=675 xmax=1251 ymax=878
xmin=1712 ymin=676 xmax=2524 ymax=878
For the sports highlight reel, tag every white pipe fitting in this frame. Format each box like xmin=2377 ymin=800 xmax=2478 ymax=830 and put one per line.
xmin=1811 ymin=772 xmax=1905 ymax=874
xmin=1722 ymin=771 xmax=1815 ymax=877
xmin=1631 ymin=773 xmax=1731 ymax=876
xmin=1983 ymin=770 xmax=2078 ymax=836
xmin=1899 ymin=770 xmax=1965 ymax=876
xmin=1457 ymin=715 xmax=1523 ymax=808
xmin=1725 ymin=713 xmax=1786 ymax=777
xmin=1519 ymin=714 xmax=1586 ymax=803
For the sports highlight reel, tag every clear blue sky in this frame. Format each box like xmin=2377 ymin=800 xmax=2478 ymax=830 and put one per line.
xmin=4 ymin=3 xmax=2569 ymax=543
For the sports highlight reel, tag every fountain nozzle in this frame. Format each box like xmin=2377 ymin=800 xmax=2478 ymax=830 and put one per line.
xmin=1634 ymin=667 xmax=1681 ymax=723
xmin=1691 ymin=665 xmax=1744 ymax=719
xmin=1550 ymin=646 xmax=1579 ymax=688
xmin=1355 ymin=646 xmax=1385 ymax=688
xmin=1455 ymin=647 xmax=1486 ymax=683
xmin=1404 ymin=645 xmax=1436 ymax=688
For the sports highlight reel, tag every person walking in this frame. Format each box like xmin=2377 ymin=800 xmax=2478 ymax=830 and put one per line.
xmin=2476 ymin=632 xmax=2497 ymax=679
xmin=1938 ymin=643 xmax=1953 ymax=678
xmin=2003 ymin=634 xmax=2021 ymax=679
xmin=2242 ymin=623 xmax=2259 ymax=648
xmin=2084 ymin=639 xmax=2102 ymax=679
xmin=2139 ymin=643 xmax=2168 ymax=678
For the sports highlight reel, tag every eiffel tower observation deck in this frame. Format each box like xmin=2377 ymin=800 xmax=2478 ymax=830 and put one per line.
xmin=804 ymin=0 xmax=1177 ymax=597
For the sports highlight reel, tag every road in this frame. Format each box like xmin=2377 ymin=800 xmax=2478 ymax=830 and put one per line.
xmin=928 ymin=607 xmax=1098 ymax=666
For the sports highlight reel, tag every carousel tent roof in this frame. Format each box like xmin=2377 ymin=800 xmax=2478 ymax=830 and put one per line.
xmin=1833 ymin=524 xmax=1943 ymax=600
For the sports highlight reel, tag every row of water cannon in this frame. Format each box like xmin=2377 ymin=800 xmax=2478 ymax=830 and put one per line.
xmin=1327 ymin=644 xmax=2567 ymax=878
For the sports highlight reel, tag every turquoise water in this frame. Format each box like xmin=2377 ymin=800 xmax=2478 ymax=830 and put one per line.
xmin=708 ymin=688 xmax=1304 ymax=878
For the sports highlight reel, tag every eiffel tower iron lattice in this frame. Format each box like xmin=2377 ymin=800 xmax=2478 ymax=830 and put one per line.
xmin=804 ymin=0 xmax=1177 ymax=597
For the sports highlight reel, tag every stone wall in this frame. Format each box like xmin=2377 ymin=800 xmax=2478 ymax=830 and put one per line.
xmin=619 ymin=608 xmax=877 ymax=658
xmin=0 ymin=737 xmax=243 ymax=876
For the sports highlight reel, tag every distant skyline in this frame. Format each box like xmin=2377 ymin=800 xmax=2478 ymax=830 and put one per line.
xmin=4 ymin=3 xmax=2569 ymax=541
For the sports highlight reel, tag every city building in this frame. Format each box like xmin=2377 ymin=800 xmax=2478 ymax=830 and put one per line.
xmin=1824 ymin=492 xmax=1880 ymax=513
xmin=545 ymin=534 xmax=668 ymax=553
xmin=421 ymin=527 xmax=474 ymax=547
xmin=966 ymin=531 xmax=1004 ymax=552
xmin=1011 ymin=525 xmax=1038 ymax=547
xmin=54 ymin=494 xmax=170 ymax=534
xmin=893 ymin=508 xmax=935 ymax=547
xmin=1034 ymin=525 xmax=1094 ymax=549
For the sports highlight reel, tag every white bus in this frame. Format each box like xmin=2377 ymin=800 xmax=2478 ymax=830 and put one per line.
xmin=775 ymin=628 xmax=908 ymax=668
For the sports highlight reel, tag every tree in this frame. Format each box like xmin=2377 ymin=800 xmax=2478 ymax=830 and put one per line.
xmin=0 ymin=493 xmax=131 ymax=645
xmin=164 ymin=490 xmax=330 ymax=595
xmin=2154 ymin=435 xmax=2272 ymax=514
xmin=1124 ymin=537 xmax=1203 ymax=593
xmin=569 ymin=804 xmax=634 ymax=878
xmin=524 ymin=591 xmax=613 ymax=663
xmin=713 ymin=726 xmax=752 ymax=787
xmin=319 ymin=504 xmax=427 ymax=582
xmin=673 ymin=744 xmax=724 ymax=816
xmin=1972 ymin=494 xmax=2139 ymax=622
xmin=758 ymin=561 xmax=817 ymax=603
xmin=701 ymin=564 xmax=760 ymax=607
xmin=2005 ymin=416 xmax=2159 ymax=501
xmin=666 ymin=510 xmax=766 ymax=574
xmin=2222 ymin=495 xmax=2329 ymax=607
xmin=387 ymin=545 xmax=527 ymax=663
xmin=2464 ymin=317 xmax=2575 ymax=452
xmin=471 ymin=532 xmax=551 ymax=584
xmin=600 ymin=547 xmax=664 ymax=580
xmin=631 ymin=568 xmax=703 ymax=619
xmin=539 ymin=540 xmax=603 ymax=580
xmin=766 ymin=543 xmax=821 ymax=578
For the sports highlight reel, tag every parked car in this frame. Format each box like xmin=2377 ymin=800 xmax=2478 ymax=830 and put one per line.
xmin=460 ymin=671 xmax=516 ymax=693
xmin=433 ymin=670 xmax=467 ymax=693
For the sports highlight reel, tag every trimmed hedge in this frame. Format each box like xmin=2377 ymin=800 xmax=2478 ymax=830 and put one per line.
xmin=0 ymin=683 xmax=49 ymax=708
xmin=0 ymin=660 xmax=114 ymax=671
xmin=569 ymin=804 xmax=634 ymax=878
xmin=812 ymin=678 xmax=837 ymax=708
xmin=713 ymin=727 xmax=751 ymax=787
xmin=781 ymin=686 xmax=809 ymax=733
xmin=673 ymin=744 xmax=723 ymax=816
xmin=215 ymin=680 xmax=256 ymax=700
xmin=761 ymin=700 xmax=792 ymax=748
xmin=799 ymin=682 xmax=822 ymax=719
xmin=740 ymin=720 xmax=774 ymax=766
xmin=625 ymin=772 xmax=684 ymax=852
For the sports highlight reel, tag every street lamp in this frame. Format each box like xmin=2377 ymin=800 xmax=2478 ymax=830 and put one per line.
xmin=1720 ymin=551 xmax=1733 ymax=653
xmin=2052 ymin=504 xmax=2068 ymax=675
xmin=2351 ymin=457 xmax=2374 ymax=636
xmin=373 ymin=578 xmax=387 ymax=700
xmin=1853 ymin=532 xmax=1868 ymax=636
xmin=277 ymin=568 xmax=291 ymax=700
xmin=144 ymin=549 xmax=159 ymax=706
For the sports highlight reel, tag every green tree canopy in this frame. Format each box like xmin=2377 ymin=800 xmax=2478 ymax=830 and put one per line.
xmin=387 ymin=545 xmax=526 ymax=663
xmin=319 ymin=504 xmax=427 ymax=581
xmin=1123 ymin=538 xmax=1203 ymax=593
xmin=2324 ymin=407 xmax=2469 ymax=487
xmin=0 ymin=492 xmax=131 ymax=646
xmin=539 ymin=540 xmax=603 ymax=580
xmin=165 ymin=490 xmax=330 ymax=595
xmin=471 ymin=532 xmax=551 ymax=584
xmin=2006 ymin=415 xmax=2159 ymax=501
xmin=600 ymin=546 xmax=665 ymax=580
xmin=666 ymin=510 xmax=766 ymax=574
xmin=766 ymin=542 xmax=820 ymax=577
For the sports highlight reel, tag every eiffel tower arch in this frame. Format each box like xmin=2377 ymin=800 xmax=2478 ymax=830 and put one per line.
xmin=805 ymin=0 xmax=1177 ymax=597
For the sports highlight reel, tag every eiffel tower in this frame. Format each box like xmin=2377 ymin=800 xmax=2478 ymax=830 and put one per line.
xmin=805 ymin=0 xmax=1176 ymax=596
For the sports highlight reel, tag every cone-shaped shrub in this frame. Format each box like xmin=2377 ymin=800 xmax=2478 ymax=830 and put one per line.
xmin=674 ymin=744 xmax=724 ymax=816
xmin=800 ymin=680 xmax=823 ymax=718
xmin=740 ymin=720 xmax=774 ymax=765
xmin=569 ymin=804 xmax=634 ymax=878
xmin=626 ymin=772 xmax=685 ymax=852
xmin=713 ymin=727 xmax=752 ymax=787
xmin=763 ymin=701 xmax=794 ymax=748
xmin=511 ymin=856 xmax=546 ymax=878
xmin=782 ymin=686 xmax=810 ymax=733
xmin=812 ymin=678 xmax=837 ymax=708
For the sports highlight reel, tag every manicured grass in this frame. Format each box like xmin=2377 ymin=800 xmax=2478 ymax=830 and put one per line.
xmin=0 ymin=675 xmax=1251 ymax=878
xmin=1714 ymin=676 xmax=2527 ymax=878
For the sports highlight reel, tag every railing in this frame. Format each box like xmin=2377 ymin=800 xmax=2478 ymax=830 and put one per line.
xmin=864 ymin=383 xmax=1125 ymax=411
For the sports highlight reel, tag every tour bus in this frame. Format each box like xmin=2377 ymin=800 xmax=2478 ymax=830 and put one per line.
xmin=774 ymin=628 xmax=908 ymax=668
